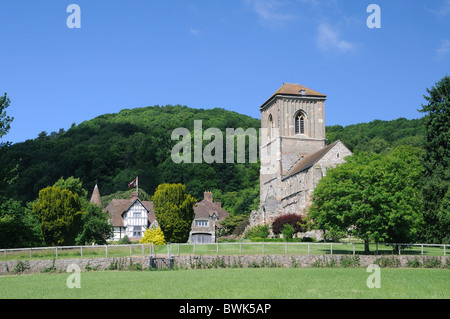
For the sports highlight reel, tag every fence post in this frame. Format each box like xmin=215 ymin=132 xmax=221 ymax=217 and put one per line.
xmin=308 ymin=243 xmax=310 ymax=255
xmin=444 ymin=245 xmax=446 ymax=256
xmin=330 ymin=243 xmax=333 ymax=255
xmin=56 ymin=247 xmax=58 ymax=259
xmin=421 ymin=244 xmax=423 ymax=256
xmin=81 ymin=246 xmax=83 ymax=257
xmin=353 ymin=243 xmax=355 ymax=256
xmin=105 ymin=245 xmax=108 ymax=258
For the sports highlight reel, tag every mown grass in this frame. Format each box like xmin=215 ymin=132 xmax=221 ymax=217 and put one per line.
xmin=0 ymin=268 xmax=448 ymax=299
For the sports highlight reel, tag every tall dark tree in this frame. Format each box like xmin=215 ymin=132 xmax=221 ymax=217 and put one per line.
xmin=32 ymin=186 xmax=85 ymax=246
xmin=152 ymin=183 xmax=196 ymax=243
xmin=419 ymin=75 xmax=450 ymax=244
xmin=0 ymin=93 xmax=16 ymax=196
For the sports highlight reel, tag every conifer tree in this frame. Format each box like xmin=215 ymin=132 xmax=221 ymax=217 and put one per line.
xmin=152 ymin=183 xmax=196 ymax=243
xmin=419 ymin=76 xmax=450 ymax=243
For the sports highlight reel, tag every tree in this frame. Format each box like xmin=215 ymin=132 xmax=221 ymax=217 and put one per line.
xmin=0 ymin=92 xmax=16 ymax=196
xmin=152 ymin=183 xmax=196 ymax=243
xmin=419 ymin=76 xmax=450 ymax=244
xmin=75 ymin=202 xmax=113 ymax=245
xmin=308 ymin=146 xmax=424 ymax=253
xmin=53 ymin=176 xmax=113 ymax=245
xmin=53 ymin=176 xmax=88 ymax=198
xmin=0 ymin=198 xmax=44 ymax=248
xmin=32 ymin=186 xmax=85 ymax=246
xmin=220 ymin=214 xmax=249 ymax=236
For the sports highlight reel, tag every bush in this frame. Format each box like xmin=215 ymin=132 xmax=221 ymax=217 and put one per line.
xmin=272 ymin=213 xmax=306 ymax=235
xmin=244 ymin=225 xmax=270 ymax=239
xmin=282 ymin=224 xmax=295 ymax=241
xmin=139 ymin=225 xmax=166 ymax=245
xmin=423 ymin=257 xmax=442 ymax=268
xmin=118 ymin=236 xmax=131 ymax=245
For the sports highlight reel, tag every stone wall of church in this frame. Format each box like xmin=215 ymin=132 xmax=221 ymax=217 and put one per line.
xmin=251 ymin=141 xmax=352 ymax=229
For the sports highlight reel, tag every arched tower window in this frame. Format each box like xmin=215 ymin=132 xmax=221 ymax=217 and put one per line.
xmin=295 ymin=111 xmax=306 ymax=135
xmin=268 ymin=114 xmax=273 ymax=138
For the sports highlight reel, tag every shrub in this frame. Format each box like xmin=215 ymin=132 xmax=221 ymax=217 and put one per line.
xmin=281 ymin=224 xmax=295 ymax=241
xmin=272 ymin=213 xmax=306 ymax=235
xmin=407 ymin=257 xmax=422 ymax=268
xmin=118 ymin=236 xmax=131 ymax=245
xmin=423 ymin=257 xmax=442 ymax=268
xmin=14 ymin=260 xmax=30 ymax=274
xmin=374 ymin=256 xmax=400 ymax=268
xmin=139 ymin=225 xmax=166 ymax=245
xmin=243 ymin=225 xmax=270 ymax=239
xmin=339 ymin=256 xmax=360 ymax=268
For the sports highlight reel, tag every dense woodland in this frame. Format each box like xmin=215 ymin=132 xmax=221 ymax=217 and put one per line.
xmin=1 ymin=75 xmax=449 ymax=248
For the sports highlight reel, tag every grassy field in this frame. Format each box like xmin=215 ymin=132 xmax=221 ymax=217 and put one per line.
xmin=0 ymin=268 xmax=448 ymax=299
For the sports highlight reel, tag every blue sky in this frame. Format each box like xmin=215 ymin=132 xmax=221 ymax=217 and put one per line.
xmin=1 ymin=0 xmax=449 ymax=144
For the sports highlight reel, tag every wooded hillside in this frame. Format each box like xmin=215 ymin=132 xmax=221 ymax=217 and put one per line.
xmin=5 ymin=104 xmax=425 ymax=217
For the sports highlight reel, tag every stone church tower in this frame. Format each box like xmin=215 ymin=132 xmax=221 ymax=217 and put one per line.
xmin=250 ymin=83 xmax=352 ymax=232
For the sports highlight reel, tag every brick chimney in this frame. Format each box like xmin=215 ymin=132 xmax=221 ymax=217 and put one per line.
xmin=130 ymin=191 xmax=138 ymax=201
xmin=204 ymin=191 xmax=213 ymax=202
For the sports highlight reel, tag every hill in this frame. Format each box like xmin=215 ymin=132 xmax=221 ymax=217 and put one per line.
xmin=5 ymin=105 xmax=261 ymax=207
xmin=326 ymin=117 xmax=425 ymax=153
xmin=5 ymin=105 xmax=425 ymax=216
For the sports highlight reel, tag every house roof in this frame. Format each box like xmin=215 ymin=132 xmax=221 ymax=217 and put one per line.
xmin=89 ymin=184 xmax=103 ymax=207
xmin=194 ymin=192 xmax=229 ymax=227
xmin=104 ymin=198 xmax=156 ymax=227
xmin=284 ymin=140 xmax=341 ymax=179
xmin=260 ymin=83 xmax=326 ymax=110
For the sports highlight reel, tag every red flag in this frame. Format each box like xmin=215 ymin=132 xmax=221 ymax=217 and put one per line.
xmin=128 ymin=178 xmax=137 ymax=188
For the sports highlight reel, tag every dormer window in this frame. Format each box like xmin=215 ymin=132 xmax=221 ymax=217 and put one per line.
xmin=299 ymin=89 xmax=306 ymax=95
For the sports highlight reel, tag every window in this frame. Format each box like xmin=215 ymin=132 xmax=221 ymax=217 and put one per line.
xmin=268 ymin=114 xmax=273 ymax=138
xmin=195 ymin=220 xmax=208 ymax=227
xmin=134 ymin=212 xmax=141 ymax=217
xmin=295 ymin=112 xmax=306 ymax=135
xmin=133 ymin=226 xmax=142 ymax=237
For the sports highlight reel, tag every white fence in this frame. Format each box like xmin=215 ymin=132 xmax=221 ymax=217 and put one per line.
xmin=1 ymin=241 xmax=448 ymax=262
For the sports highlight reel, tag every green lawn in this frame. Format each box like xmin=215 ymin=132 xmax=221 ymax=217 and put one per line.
xmin=0 ymin=268 xmax=448 ymax=299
